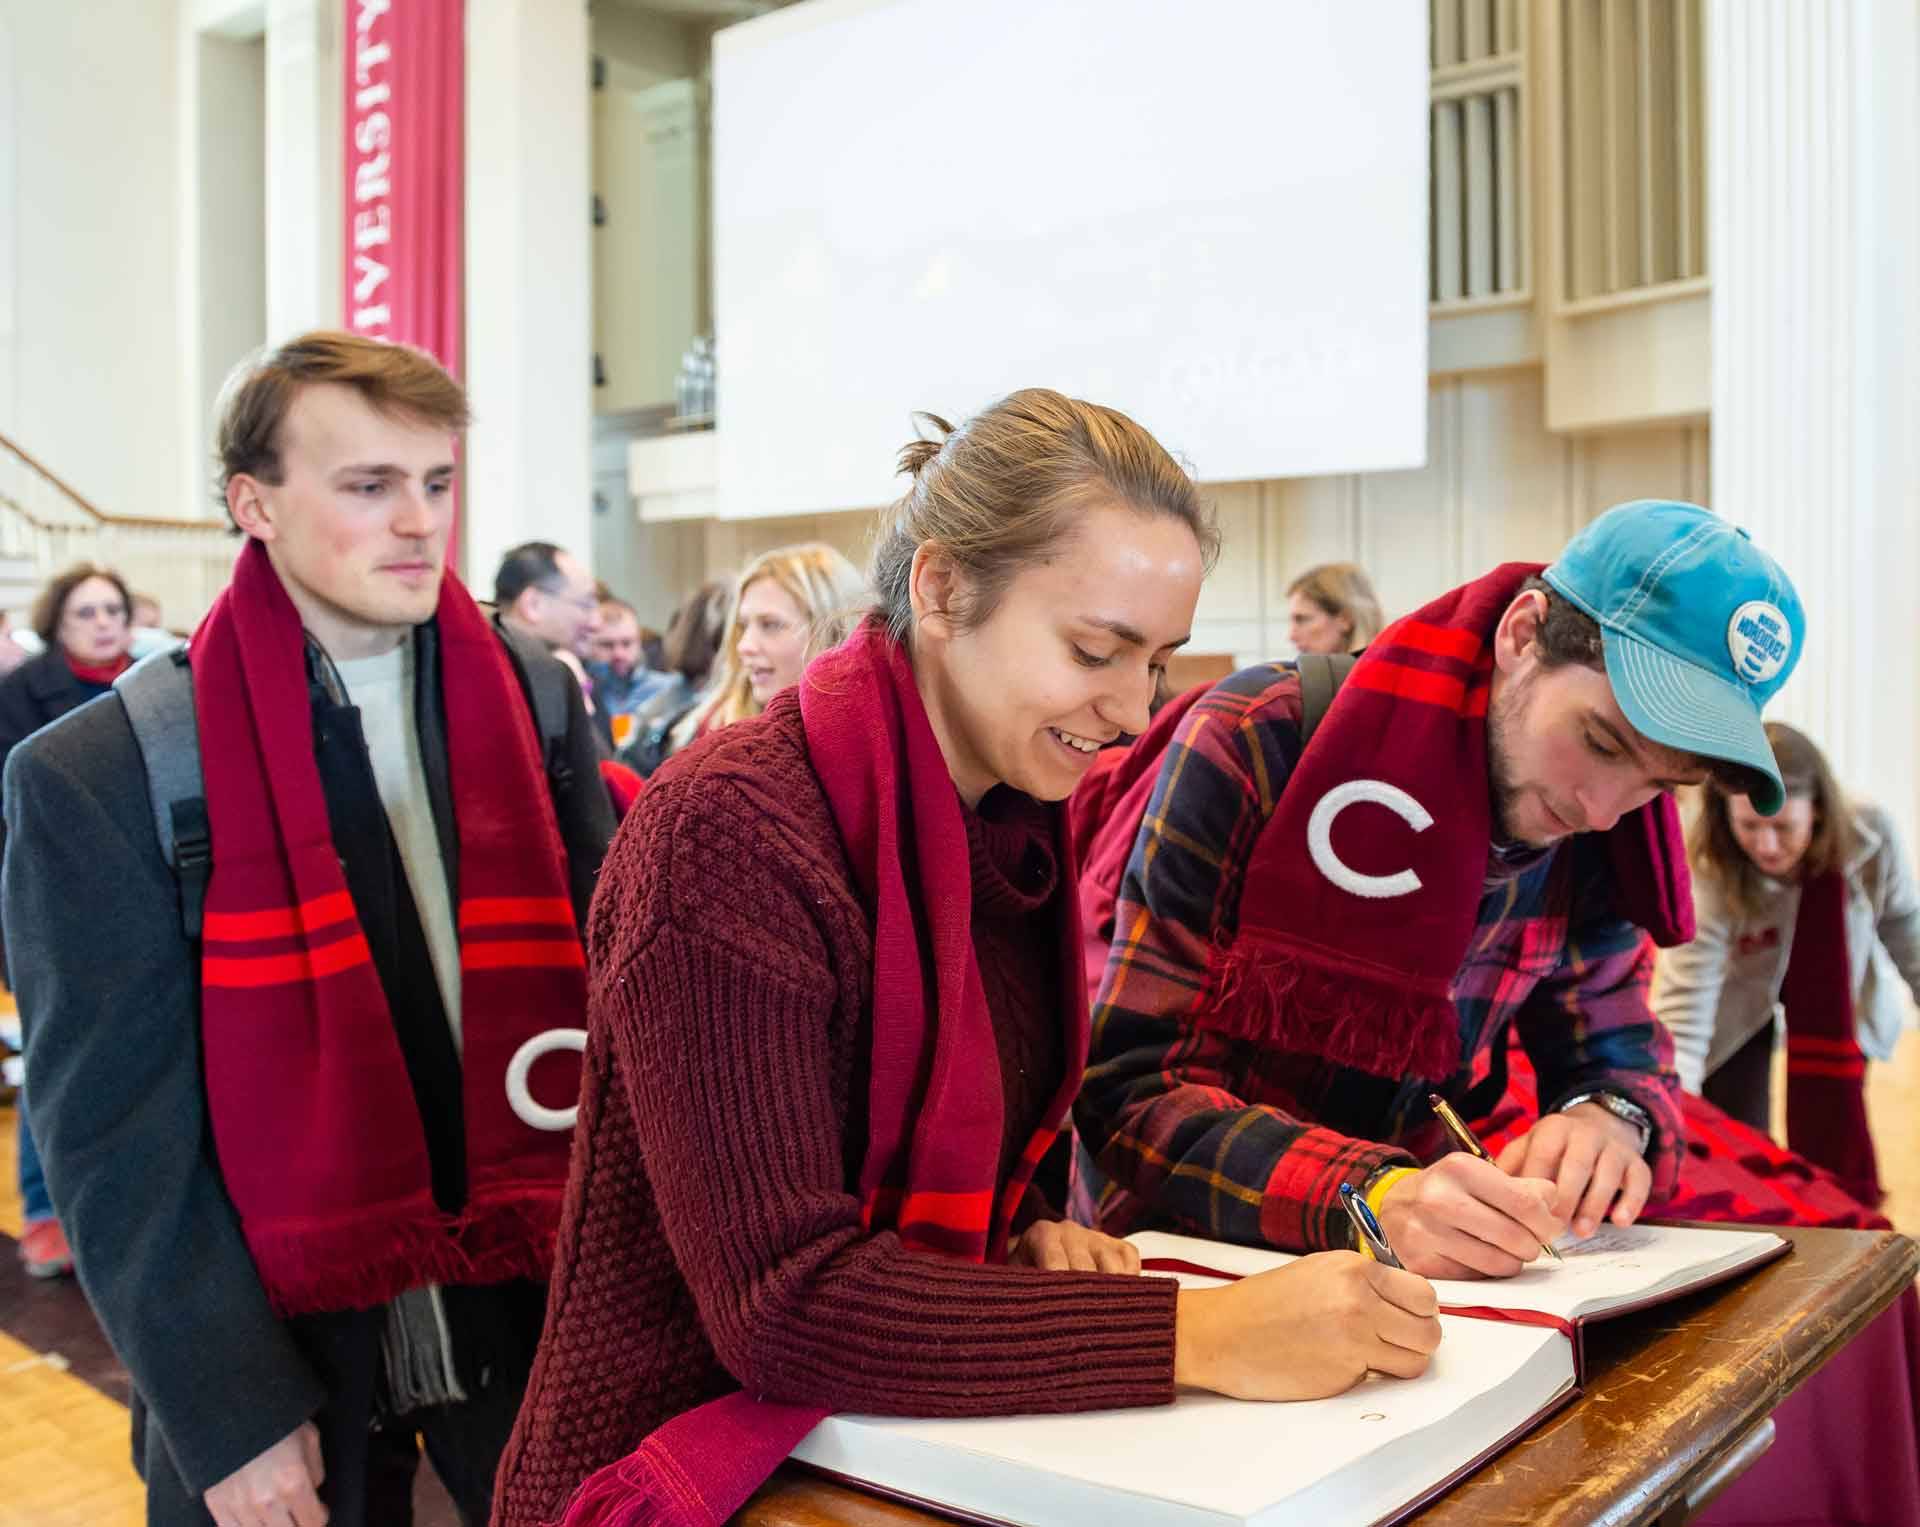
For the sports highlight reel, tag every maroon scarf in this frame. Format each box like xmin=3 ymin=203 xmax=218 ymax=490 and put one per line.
xmin=195 ymin=540 xmax=584 ymax=1315
xmin=1194 ymin=563 xmax=1687 ymax=1080
xmin=553 ymin=619 xmax=1087 ymax=1527
xmin=1782 ymin=870 xmax=1882 ymax=1205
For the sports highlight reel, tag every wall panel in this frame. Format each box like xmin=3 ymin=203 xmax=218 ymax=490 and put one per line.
xmin=696 ymin=370 xmax=1709 ymax=674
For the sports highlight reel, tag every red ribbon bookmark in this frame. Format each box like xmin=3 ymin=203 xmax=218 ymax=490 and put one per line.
xmin=1138 ymin=1257 xmax=1576 ymax=1339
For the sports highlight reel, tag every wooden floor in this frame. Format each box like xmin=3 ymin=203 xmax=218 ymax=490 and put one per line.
xmin=0 ymin=1084 xmax=146 ymax=1527
xmin=4 ymin=1027 xmax=1920 ymax=1524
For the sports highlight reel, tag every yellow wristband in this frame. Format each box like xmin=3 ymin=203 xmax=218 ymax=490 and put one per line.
xmin=1352 ymin=1168 xmax=1418 ymax=1260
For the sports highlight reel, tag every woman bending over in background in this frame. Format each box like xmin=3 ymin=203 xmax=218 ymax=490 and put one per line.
xmin=1655 ymin=721 xmax=1920 ymax=1206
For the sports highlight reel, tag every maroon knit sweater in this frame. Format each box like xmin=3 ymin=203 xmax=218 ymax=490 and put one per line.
xmin=492 ymin=694 xmax=1178 ymax=1527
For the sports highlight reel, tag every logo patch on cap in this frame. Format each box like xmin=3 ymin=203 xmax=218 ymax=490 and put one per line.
xmin=1727 ymin=600 xmax=1792 ymax=685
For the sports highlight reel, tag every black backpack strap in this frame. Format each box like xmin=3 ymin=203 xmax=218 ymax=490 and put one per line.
xmin=1296 ymin=650 xmax=1358 ymax=748
xmin=115 ymin=648 xmax=211 ymax=939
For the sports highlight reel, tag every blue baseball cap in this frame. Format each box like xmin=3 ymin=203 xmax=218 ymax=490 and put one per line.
xmin=1542 ymin=500 xmax=1803 ymax=815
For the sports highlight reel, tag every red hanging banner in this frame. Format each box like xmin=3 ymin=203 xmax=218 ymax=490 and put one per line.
xmin=343 ymin=0 xmax=464 ymax=377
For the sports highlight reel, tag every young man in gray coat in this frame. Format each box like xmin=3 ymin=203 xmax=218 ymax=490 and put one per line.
xmin=3 ymin=333 xmax=614 ymax=1527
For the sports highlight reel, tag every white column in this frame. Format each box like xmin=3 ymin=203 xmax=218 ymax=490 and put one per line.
xmin=463 ymin=0 xmax=593 ymax=586
xmin=1709 ymin=0 xmax=1920 ymax=847
xmin=179 ymin=17 xmax=269 ymax=515
xmin=0 ymin=12 xmax=17 ymax=438
xmin=266 ymin=0 xmax=342 ymax=341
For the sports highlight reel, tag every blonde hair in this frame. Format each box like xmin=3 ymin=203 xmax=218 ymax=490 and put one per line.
xmin=675 ymin=543 xmax=868 ymax=742
xmin=869 ymin=388 xmax=1219 ymax=644
xmin=1287 ymin=562 xmax=1384 ymax=649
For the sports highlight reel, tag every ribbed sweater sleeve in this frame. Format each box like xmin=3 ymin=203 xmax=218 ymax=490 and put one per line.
xmin=606 ymin=786 xmax=1177 ymax=1415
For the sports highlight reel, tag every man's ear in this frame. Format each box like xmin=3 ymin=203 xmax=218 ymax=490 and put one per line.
xmin=907 ymin=543 xmax=966 ymax=642
xmin=1493 ymin=589 xmax=1548 ymax=674
xmin=226 ymin=475 xmax=276 ymax=542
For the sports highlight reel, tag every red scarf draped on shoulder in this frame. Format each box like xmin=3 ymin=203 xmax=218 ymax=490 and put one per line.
xmin=1077 ymin=564 xmax=1688 ymax=1084
xmin=194 ymin=540 xmax=585 ymax=1315
xmin=553 ymin=619 xmax=1087 ymax=1527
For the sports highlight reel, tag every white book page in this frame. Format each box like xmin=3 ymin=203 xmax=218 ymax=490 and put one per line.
xmin=1130 ymin=1224 xmax=1785 ymax=1324
xmin=1431 ymin=1222 xmax=1786 ymax=1321
xmin=793 ymin=1313 xmax=1568 ymax=1527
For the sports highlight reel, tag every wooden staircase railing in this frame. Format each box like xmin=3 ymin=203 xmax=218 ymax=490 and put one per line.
xmin=0 ymin=429 xmax=237 ymax=626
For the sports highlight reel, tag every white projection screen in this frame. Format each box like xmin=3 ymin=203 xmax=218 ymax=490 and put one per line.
xmin=712 ymin=0 xmax=1428 ymax=518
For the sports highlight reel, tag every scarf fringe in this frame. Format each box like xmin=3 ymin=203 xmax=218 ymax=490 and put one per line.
xmin=247 ymin=1188 xmax=560 ymax=1316
xmin=1196 ymin=938 xmax=1462 ymax=1081
xmin=549 ymin=1459 xmax=675 ymax=1527
xmin=548 ymin=1446 xmax=712 ymax=1527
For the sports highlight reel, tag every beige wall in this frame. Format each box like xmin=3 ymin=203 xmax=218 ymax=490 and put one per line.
xmin=681 ymin=368 xmax=1709 ymax=670
xmin=1 ymin=0 xmax=187 ymax=517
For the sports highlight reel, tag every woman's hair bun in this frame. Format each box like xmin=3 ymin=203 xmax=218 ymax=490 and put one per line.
xmin=895 ymin=412 xmax=956 ymax=479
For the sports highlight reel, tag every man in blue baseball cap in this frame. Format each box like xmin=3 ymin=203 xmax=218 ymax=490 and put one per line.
xmin=1070 ymin=500 xmax=1801 ymax=1280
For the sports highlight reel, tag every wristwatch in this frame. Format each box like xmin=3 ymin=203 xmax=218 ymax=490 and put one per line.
xmin=1558 ymin=1090 xmax=1653 ymax=1154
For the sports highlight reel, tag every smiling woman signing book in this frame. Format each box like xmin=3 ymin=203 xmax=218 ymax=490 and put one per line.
xmin=491 ymin=390 xmax=1445 ymax=1527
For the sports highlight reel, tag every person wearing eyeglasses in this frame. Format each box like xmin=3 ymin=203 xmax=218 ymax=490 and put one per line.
xmin=0 ymin=562 xmax=139 ymax=779
xmin=0 ymin=561 xmax=138 ymax=1281
xmin=494 ymin=541 xmax=602 ymax=659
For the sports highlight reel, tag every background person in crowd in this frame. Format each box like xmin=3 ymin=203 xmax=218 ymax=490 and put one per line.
xmin=625 ymin=578 xmax=731 ymax=776
xmin=0 ymin=560 xmax=136 ymax=1281
xmin=668 ymin=542 xmax=867 ymax=754
xmin=587 ymin=596 xmax=672 ymax=752
xmin=1654 ymin=722 xmax=1920 ymax=1206
xmin=0 ymin=613 xmax=29 ymax=677
xmin=1074 ymin=502 xmax=1800 ymax=1280
xmin=1286 ymin=561 xmax=1384 ymax=654
xmin=128 ymin=591 xmax=183 ymax=658
xmin=0 ymin=563 xmax=135 ymax=761
xmin=3 ymin=333 xmax=615 ymax=1527
xmin=494 ymin=541 xmax=601 ymax=678
xmin=638 ymin=622 xmax=665 ymax=674
xmin=492 ymin=390 xmax=1442 ymax=1527
xmin=494 ymin=541 xmax=598 ymax=654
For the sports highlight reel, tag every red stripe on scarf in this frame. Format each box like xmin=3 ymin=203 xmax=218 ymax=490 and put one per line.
xmin=192 ymin=540 xmax=585 ymax=1315
xmin=459 ymin=896 xmax=576 ymax=929
xmin=1393 ymin=619 xmax=1487 ymax=662
xmin=1786 ymin=1034 xmax=1865 ymax=1057
xmin=202 ymin=890 xmax=357 ymax=942
xmin=1346 ymin=656 xmax=1490 ymax=713
xmin=555 ymin=619 xmax=1091 ymax=1527
xmin=1787 ymin=1057 xmax=1868 ymax=1080
xmin=1193 ymin=564 xmax=1684 ymax=1080
xmin=203 ymin=932 xmax=374 ymax=988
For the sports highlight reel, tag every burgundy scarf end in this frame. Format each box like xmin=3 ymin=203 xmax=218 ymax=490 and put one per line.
xmin=248 ymin=1189 xmax=560 ymax=1316
xmin=547 ymin=1456 xmax=678 ymax=1527
xmin=1195 ymin=945 xmax=1461 ymax=1081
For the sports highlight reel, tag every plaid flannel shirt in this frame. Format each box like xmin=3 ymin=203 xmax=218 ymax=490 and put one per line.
xmin=1073 ymin=662 xmax=1686 ymax=1253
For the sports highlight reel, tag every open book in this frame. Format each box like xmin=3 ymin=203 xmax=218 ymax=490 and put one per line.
xmin=789 ymin=1222 xmax=1786 ymax=1527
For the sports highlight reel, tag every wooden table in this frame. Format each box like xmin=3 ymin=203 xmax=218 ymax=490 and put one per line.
xmin=738 ymin=1224 xmax=1919 ymax=1527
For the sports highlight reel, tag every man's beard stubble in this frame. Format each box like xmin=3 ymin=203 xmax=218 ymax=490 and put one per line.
xmin=1486 ymin=666 xmax=1534 ymax=848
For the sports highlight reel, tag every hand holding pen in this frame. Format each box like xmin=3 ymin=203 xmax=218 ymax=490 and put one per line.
xmin=1360 ymin=1099 xmax=1568 ymax=1280
xmin=1428 ymin=1094 xmax=1561 ymax=1263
